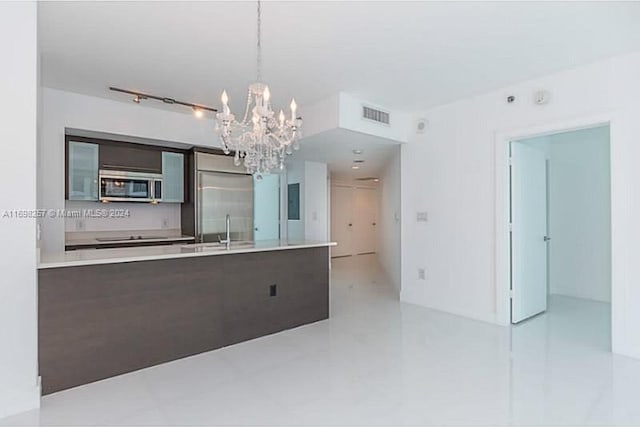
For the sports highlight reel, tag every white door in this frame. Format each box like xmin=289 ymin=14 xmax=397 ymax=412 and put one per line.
xmin=254 ymin=174 xmax=280 ymax=241
xmin=330 ymin=185 xmax=353 ymax=257
xmin=511 ymin=142 xmax=548 ymax=323
xmin=354 ymin=187 xmax=378 ymax=254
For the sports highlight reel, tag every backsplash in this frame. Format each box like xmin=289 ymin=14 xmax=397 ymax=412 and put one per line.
xmin=64 ymin=201 xmax=181 ymax=232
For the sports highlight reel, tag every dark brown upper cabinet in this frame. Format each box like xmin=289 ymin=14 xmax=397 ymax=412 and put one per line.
xmin=99 ymin=143 xmax=162 ymax=174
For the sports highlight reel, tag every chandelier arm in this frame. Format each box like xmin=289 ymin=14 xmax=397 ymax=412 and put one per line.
xmin=240 ymin=87 xmax=252 ymax=124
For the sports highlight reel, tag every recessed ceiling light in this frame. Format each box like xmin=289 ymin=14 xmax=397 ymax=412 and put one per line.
xmin=351 ymin=165 xmax=360 ymax=170
xmin=352 ymin=149 xmax=363 ymax=155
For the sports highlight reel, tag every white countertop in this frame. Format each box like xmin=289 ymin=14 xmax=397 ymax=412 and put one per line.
xmin=38 ymin=240 xmax=337 ymax=269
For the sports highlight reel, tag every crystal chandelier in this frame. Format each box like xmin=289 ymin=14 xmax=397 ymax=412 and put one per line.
xmin=215 ymin=1 xmax=301 ymax=176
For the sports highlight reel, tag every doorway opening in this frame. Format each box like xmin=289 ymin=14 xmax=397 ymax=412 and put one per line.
xmin=508 ymin=124 xmax=611 ymax=347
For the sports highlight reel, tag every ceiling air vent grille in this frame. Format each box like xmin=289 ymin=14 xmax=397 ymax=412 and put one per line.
xmin=362 ymin=105 xmax=390 ymax=125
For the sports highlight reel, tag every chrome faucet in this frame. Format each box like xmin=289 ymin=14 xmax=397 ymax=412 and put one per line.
xmin=219 ymin=214 xmax=231 ymax=249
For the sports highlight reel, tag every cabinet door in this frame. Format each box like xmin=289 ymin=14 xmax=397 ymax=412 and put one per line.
xmin=99 ymin=144 xmax=162 ymax=173
xmin=68 ymin=141 xmax=99 ymax=201
xmin=162 ymin=152 xmax=184 ymax=203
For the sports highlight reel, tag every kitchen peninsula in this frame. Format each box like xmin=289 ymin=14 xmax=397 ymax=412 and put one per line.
xmin=38 ymin=240 xmax=334 ymax=395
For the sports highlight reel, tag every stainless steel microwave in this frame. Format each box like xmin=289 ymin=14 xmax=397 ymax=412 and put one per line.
xmin=99 ymin=170 xmax=162 ymax=203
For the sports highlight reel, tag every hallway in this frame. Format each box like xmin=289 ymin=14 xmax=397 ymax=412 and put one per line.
xmin=1 ymin=255 xmax=639 ymax=426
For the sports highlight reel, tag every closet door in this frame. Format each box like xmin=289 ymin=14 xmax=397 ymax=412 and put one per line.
xmin=330 ymin=185 xmax=353 ymax=257
xmin=354 ymin=187 xmax=378 ymax=254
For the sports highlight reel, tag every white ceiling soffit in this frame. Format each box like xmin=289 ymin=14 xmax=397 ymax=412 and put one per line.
xmin=291 ymin=128 xmax=400 ymax=177
xmin=38 ymin=1 xmax=640 ymax=112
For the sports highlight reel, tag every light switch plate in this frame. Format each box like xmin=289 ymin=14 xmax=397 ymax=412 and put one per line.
xmin=417 ymin=211 xmax=428 ymax=222
xmin=418 ymin=268 xmax=426 ymax=280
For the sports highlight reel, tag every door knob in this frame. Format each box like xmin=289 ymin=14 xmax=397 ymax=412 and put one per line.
xmin=348 ymin=223 xmax=353 ymax=227
xmin=543 ymin=236 xmax=551 ymax=242
xmin=372 ymin=222 xmax=376 ymax=226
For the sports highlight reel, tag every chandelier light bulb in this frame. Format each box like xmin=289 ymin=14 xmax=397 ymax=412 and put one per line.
xmin=263 ymin=86 xmax=271 ymax=103
xmin=290 ymin=98 xmax=297 ymax=120
xmin=193 ymin=107 xmax=204 ymax=118
xmin=279 ymin=109 xmax=285 ymax=125
xmin=221 ymin=90 xmax=230 ymax=114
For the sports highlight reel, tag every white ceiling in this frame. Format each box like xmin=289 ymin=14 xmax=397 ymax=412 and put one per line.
xmin=291 ymin=128 xmax=400 ymax=179
xmin=39 ymin=1 xmax=640 ymax=112
xmin=38 ymin=1 xmax=640 ymax=176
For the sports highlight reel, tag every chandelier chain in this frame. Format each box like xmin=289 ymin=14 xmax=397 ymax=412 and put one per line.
xmin=256 ymin=0 xmax=262 ymax=82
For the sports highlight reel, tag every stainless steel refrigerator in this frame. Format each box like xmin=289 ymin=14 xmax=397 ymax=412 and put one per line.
xmin=195 ymin=153 xmax=254 ymax=243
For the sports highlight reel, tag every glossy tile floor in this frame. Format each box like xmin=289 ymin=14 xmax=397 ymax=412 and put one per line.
xmin=3 ymin=254 xmax=640 ymax=426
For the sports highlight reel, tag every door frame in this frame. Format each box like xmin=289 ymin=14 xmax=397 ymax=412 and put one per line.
xmin=494 ymin=113 xmax=619 ymax=346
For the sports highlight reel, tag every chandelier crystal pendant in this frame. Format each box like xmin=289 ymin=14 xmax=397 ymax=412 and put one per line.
xmin=215 ymin=1 xmax=301 ymax=177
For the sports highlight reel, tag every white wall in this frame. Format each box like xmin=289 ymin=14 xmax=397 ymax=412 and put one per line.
xmin=548 ymin=127 xmax=611 ymax=302
xmin=300 ymin=94 xmax=340 ymax=139
xmin=64 ymin=201 xmax=181 ymax=233
xmin=0 ymin=1 xmax=40 ymax=418
xmin=285 ymin=160 xmax=329 ymax=242
xmin=378 ymin=147 xmax=402 ymax=293
xmin=401 ymin=51 xmax=640 ymax=359
xmin=301 ymin=92 xmax=410 ymax=143
xmin=39 ymin=87 xmax=218 ymax=253
xmin=338 ymin=93 xmax=411 ymax=143
xmin=304 ymin=162 xmax=329 ymax=241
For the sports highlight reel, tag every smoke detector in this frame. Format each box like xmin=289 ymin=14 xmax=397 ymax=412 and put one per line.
xmin=416 ymin=118 xmax=428 ymax=133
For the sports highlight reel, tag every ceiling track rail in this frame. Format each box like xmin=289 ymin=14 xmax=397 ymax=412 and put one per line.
xmin=109 ymin=86 xmax=218 ymax=113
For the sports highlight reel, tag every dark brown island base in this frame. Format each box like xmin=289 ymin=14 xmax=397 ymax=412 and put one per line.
xmin=38 ymin=244 xmax=332 ymax=395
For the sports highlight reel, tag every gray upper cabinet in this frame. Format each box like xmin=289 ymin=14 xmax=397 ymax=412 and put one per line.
xmin=162 ymin=151 xmax=184 ymax=203
xmin=68 ymin=141 xmax=99 ymax=201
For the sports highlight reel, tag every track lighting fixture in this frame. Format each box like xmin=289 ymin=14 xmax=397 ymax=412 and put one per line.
xmin=193 ymin=107 xmax=204 ymax=119
xmin=109 ymin=87 xmax=216 ymax=117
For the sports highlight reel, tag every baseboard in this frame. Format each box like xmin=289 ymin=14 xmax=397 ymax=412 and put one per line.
xmin=549 ymin=291 xmax=611 ymax=304
xmin=0 ymin=379 xmax=41 ymax=420
xmin=399 ymin=292 xmax=499 ymax=325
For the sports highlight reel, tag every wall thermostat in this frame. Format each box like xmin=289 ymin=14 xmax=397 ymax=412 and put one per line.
xmin=534 ymin=90 xmax=551 ymax=105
